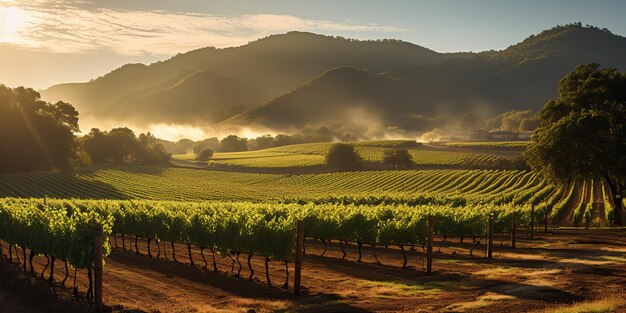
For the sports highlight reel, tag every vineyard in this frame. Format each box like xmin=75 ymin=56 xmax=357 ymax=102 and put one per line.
xmin=0 ymin=164 xmax=623 ymax=312
xmin=0 ymin=147 xmax=621 ymax=312
xmin=0 ymin=166 xmax=614 ymax=226
xmin=174 ymin=140 xmax=509 ymax=169
xmin=0 ymin=167 xmax=541 ymax=201
xmin=441 ymin=141 xmax=530 ymax=150
xmin=0 ymin=197 xmax=528 ymax=282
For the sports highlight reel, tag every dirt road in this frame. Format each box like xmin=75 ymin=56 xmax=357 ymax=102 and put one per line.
xmin=2 ymin=228 xmax=626 ymax=312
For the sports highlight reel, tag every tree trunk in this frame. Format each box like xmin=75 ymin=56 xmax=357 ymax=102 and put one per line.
xmin=265 ymin=256 xmax=271 ymax=286
xmin=247 ymin=254 xmax=254 ymax=280
xmin=187 ymin=242 xmax=195 ymax=265
xmin=49 ymin=256 xmax=55 ymax=284
xmin=29 ymin=250 xmax=35 ymax=275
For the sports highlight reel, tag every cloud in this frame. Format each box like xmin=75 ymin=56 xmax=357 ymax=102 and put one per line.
xmin=1 ymin=1 xmax=405 ymax=56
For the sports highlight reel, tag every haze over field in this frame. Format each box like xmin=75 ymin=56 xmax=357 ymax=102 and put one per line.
xmin=2 ymin=2 xmax=626 ymax=313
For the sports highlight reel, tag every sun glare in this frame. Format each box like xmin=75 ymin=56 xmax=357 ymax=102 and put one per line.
xmin=0 ymin=5 xmax=25 ymax=43
xmin=149 ymin=123 xmax=208 ymax=141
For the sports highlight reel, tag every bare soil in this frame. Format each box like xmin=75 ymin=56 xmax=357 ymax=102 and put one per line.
xmin=2 ymin=228 xmax=626 ymax=313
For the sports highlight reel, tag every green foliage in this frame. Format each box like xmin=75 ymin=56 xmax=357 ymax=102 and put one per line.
xmin=0 ymin=167 xmax=546 ymax=205
xmin=525 ymin=63 xmax=626 ymax=222
xmin=219 ymin=135 xmax=248 ymax=152
xmin=0 ymin=85 xmax=80 ymax=173
xmin=382 ymin=149 xmax=415 ymax=169
xmin=444 ymin=141 xmax=529 ymax=150
xmin=192 ymin=138 xmax=220 ymax=154
xmin=82 ymin=128 xmax=171 ymax=165
xmin=0 ymin=199 xmax=113 ymax=269
xmin=196 ymin=148 xmax=214 ymax=161
xmin=325 ymin=143 xmax=362 ymax=171
xmin=0 ymin=198 xmax=533 ymax=259
xmin=526 ymin=64 xmax=625 ymax=184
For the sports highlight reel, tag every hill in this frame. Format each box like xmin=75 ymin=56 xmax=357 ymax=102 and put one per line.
xmin=96 ymin=71 xmax=271 ymax=124
xmin=41 ymin=32 xmax=460 ymax=122
xmin=41 ymin=25 xmax=626 ymax=132
xmin=220 ymin=66 xmax=463 ymax=132
xmin=385 ymin=24 xmax=626 ymax=114
xmin=223 ymin=25 xmax=626 ymax=132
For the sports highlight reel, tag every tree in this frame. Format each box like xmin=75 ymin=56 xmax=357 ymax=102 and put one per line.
xmin=0 ymin=85 xmax=80 ymax=173
xmin=248 ymin=134 xmax=276 ymax=150
xmin=193 ymin=137 xmax=219 ymax=154
xmin=219 ymin=135 xmax=248 ymax=152
xmin=196 ymin=148 xmax=214 ymax=161
xmin=325 ymin=143 xmax=362 ymax=171
xmin=524 ymin=64 xmax=626 ymax=225
xmin=382 ymin=149 xmax=414 ymax=169
xmin=172 ymin=139 xmax=195 ymax=154
xmin=137 ymin=132 xmax=171 ymax=164
xmin=82 ymin=129 xmax=170 ymax=165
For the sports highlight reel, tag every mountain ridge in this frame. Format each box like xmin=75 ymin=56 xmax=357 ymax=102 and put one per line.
xmin=40 ymin=24 xmax=626 ymax=133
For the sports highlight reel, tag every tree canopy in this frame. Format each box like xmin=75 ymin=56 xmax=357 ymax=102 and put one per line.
xmin=325 ymin=143 xmax=362 ymax=171
xmin=81 ymin=128 xmax=170 ymax=165
xmin=524 ymin=63 xmax=625 ymax=224
xmin=196 ymin=148 xmax=214 ymax=161
xmin=382 ymin=149 xmax=414 ymax=169
xmin=218 ymin=135 xmax=248 ymax=152
xmin=0 ymin=85 xmax=80 ymax=173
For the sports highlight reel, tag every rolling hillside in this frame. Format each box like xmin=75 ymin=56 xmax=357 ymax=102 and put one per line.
xmin=41 ymin=32 xmax=458 ymax=119
xmin=223 ymin=25 xmax=626 ymax=131
xmin=96 ymin=71 xmax=271 ymax=124
xmin=41 ymin=24 xmax=626 ymax=132
xmin=219 ymin=67 xmax=445 ymax=131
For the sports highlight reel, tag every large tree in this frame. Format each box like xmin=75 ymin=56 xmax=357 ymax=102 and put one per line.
xmin=0 ymin=85 xmax=79 ymax=173
xmin=525 ymin=64 xmax=625 ymax=224
xmin=382 ymin=149 xmax=414 ymax=169
xmin=325 ymin=143 xmax=362 ymax=171
xmin=81 ymin=128 xmax=170 ymax=164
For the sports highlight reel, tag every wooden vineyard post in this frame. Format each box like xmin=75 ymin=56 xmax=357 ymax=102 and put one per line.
xmin=294 ymin=220 xmax=304 ymax=295
xmin=530 ymin=204 xmax=535 ymax=240
xmin=427 ymin=215 xmax=434 ymax=274
xmin=487 ymin=214 xmax=494 ymax=259
xmin=511 ymin=216 xmax=516 ymax=249
xmin=94 ymin=224 xmax=103 ymax=312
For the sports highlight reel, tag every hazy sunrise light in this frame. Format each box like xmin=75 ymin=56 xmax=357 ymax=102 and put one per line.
xmin=1 ymin=1 xmax=626 ymax=312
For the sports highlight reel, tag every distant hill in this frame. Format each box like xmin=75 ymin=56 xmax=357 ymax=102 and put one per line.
xmin=41 ymin=24 xmax=626 ymax=132
xmin=385 ymin=24 xmax=626 ymax=113
xmin=219 ymin=67 xmax=448 ymax=132
xmin=96 ymin=71 xmax=271 ymax=124
xmin=42 ymin=32 xmax=462 ymax=124
xmin=223 ymin=24 xmax=626 ymax=131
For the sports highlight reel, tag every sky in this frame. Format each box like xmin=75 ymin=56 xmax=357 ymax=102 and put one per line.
xmin=1 ymin=0 xmax=626 ymax=89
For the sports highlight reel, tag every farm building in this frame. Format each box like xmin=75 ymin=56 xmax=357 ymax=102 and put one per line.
xmin=488 ymin=131 xmax=518 ymax=141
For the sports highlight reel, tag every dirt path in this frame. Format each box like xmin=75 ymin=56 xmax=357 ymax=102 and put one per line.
xmin=560 ymin=181 xmax=584 ymax=226
xmin=2 ymin=229 xmax=626 ymax=312
xmin=0 ymin=287 xmax=46 ymax=313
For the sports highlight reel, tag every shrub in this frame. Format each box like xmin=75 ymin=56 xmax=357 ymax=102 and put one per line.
xmin=196 ymin=148 xmax=214 ymax=161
